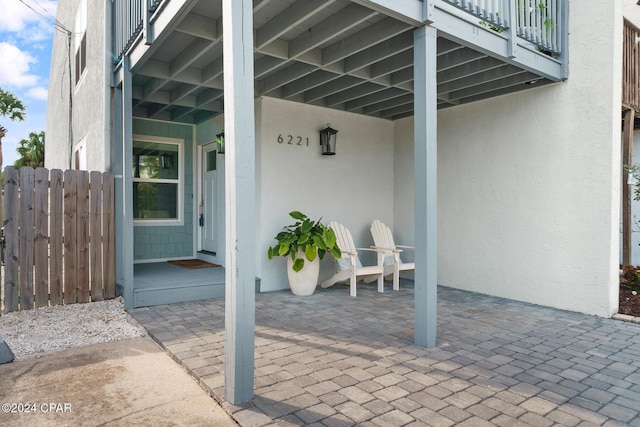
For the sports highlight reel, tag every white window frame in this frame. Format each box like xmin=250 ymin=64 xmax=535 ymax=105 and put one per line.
xmin=132 ymin=134 xmax=184 ymax=227
xmin=74 ymin=0 xmax=87 ymax=86
xmin=74 ymin=138 xmax=87 ymax=170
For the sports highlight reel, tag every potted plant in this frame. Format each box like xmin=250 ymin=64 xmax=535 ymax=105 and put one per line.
xmin=267 ymin=211 xmax=341 ymax=296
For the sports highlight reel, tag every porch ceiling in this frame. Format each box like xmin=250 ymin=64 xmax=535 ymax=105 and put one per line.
xmin=130 ymin=0 xmax=554 ymax=124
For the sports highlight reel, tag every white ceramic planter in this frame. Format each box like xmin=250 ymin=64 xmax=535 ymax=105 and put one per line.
xmin=286 ymin=252 xmax=320 ymax=296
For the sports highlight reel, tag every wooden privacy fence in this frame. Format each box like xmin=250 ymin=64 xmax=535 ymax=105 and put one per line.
xmin=1 ymin=166 xmax=116 ymax=314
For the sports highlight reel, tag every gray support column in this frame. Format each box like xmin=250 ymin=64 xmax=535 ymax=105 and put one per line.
xmin=413 ymin=25 xmax=438 ymax=347
xmin=113 ymin=80 xmax=124 ymax=287
xmin=121 ymin=58 xmax=135 ymax=310
xmin=222 ymin=0 xmax=256 ymax=404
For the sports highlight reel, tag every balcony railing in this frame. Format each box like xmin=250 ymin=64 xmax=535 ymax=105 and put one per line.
xmin=442 ymin=0 xmax=565 ymax=55
xmin=623 ymin=19 xmax=640 ymax=112
xmin=112 ymin=0 xmax=565 ymax=68
xmin=113 ymin=0 xmax=165 ymax=66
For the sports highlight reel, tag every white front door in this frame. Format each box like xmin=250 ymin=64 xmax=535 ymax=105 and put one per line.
xmin=201 ymin=144 xmax=217 ymax=253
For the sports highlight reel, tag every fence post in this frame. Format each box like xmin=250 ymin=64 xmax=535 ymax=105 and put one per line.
xmin=3 ymin=167 xmax=19 ymax=312
xmin=50 ymin=169 xmax=64 ymax=305
xmin=19 ymin=167 xmax=34 ymax=311
xmin=63 ymin=170 xmax=77 ymax=304
xmin=90 ymin=171 xmax=104 ymax=301
xmin=77 ymin=171 xmax=90 ymax=303
xmin=34 ymin=168 xmax=49 ymax=308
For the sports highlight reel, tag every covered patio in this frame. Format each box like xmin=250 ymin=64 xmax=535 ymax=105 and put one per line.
xmin=130 ymin=283 xmax=640 ymax=426
xmin=111 ymin=0 xmax=571 ymax=404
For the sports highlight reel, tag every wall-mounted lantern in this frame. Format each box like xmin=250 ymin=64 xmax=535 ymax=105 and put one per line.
xmin=216 ymin=131 xmax=225 ymax=154
xmin=160 ymin=153 xmax=172 ymax=169
xmin=319 ymin=124 xmax=337 ymax=155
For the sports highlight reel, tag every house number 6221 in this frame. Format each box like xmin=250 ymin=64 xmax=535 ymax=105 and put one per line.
xmin=277 ymin=134 xmax=309 ymax=146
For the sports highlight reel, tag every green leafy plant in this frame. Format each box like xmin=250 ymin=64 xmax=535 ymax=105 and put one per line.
xmin=267 ymin=211 xmax=341 ymax=272
xmin=623 ymin=265 xmax=640 ymax=292
xmin=15 ymin=130 xmax=44 ymax=168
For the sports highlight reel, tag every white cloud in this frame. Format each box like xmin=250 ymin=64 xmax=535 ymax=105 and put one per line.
xmin=26 ymin=86 xmax=48 ymax=100
xmin=0 ymin=0 xmax=57 ymax=33
xmin=0 ymin=42 xmax=39 ymax=88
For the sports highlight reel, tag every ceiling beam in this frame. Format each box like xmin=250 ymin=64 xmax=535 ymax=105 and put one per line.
xmin=325 ymin=82 xmax=387 ymax=106
xmin=370 ymin=50 xmax=413 ymax=78
xmin=175 ymin=14 xmax=220 ymax=41
xmin=343 ymin=32 xmax=413 ymax=73
xmin=345 ymin=87 xmax=408 ymax=110
xmin=304 ymin=76 xmax=365 ymax=103
xmin=378 ymin=101 xmax=414 ymax=119
xmin=289 ymin=3 xmax=378 ymax=58
xmin=363 ymin=93 xmax=413 ymax=115
xmin=447 ymin=71 xmax=537 ymax=101
xmin=437 ymin=56 xmax=502 ymax=84
xmin=321 ymin=18 xmax=410 ymax=66
xmin=256 ymin=0 xmax=338 ymax=49
xmin=257 ymin=62 xmax=317 ymax=95
xmin=282 ymin=70 xmax=341 ymax=99
xmin=438 ymin=64 xmax=524 ymax=95
xmin=170 ymin=38 xmax=218 ymax=77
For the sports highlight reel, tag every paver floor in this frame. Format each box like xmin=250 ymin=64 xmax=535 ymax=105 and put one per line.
xmin=130 ymin=282 xmax=640 ymax=426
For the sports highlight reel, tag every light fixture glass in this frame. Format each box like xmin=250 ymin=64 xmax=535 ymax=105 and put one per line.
xmin=319 ymin=124 xmax=337 ymax=155
xmin=216 ymin=131 xmax=225 ymax=154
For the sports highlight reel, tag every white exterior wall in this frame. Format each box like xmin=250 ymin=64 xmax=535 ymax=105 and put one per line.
xmin=624 ymin=0 xmax=640 ymax=22
xmin=394 ymin=1 xmax=622 ymax=317
xmin=257 ymin=97 xmax=394 ymax=291
xmin=46 ymin=0 xmax=108 ymax=172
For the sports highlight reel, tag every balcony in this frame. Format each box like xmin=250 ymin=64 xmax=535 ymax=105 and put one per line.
xmin=111 ymin=0 xmax=568 ymax=123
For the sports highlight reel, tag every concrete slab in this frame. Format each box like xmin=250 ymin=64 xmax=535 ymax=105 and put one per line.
xmin=0 ymin=337 xmax=237 ymax=426
xmin=0 ymin=339 xmax=13 ymax=364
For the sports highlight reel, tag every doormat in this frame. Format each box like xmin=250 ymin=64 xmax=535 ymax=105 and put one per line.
xmin=167 ymin=259 xmax=221 ymax=269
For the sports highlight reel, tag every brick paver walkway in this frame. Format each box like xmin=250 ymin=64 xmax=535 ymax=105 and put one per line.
xmin=130 ymin=283 xmax=640 ymax=426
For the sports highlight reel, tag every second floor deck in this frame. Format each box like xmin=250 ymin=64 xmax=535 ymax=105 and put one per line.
xmin=112 ymin=0 xmax=568 ymax=123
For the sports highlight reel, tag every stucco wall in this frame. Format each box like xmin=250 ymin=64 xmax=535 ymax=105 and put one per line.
xmin=258 ymin=97 xmax=394 ymax=292
xmin=394 ymin=1 xmax=622 ymax=317
xmin=624 ymin=0 xmax=640 ymax=23
xmin=46 ymin=0 xmax=108 ymax=171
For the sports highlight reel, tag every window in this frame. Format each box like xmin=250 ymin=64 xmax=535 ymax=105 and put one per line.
xmin=74 ymin=139 xmax=86 ymax=170
xmin=75 ymin=0 xmax=87 ymax=85
xmin=133 ymin=137 xmax=183 ymax=225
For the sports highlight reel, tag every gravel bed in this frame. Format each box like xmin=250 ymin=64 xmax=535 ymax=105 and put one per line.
xmin=0 ymin=297 xmax=144 ymax=360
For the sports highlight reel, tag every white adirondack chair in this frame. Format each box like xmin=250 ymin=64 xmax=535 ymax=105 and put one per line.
xmin=370 ymin=219 xmax=415 ymax=291
xmin=320 ymin=221 xmax=385 ymax=297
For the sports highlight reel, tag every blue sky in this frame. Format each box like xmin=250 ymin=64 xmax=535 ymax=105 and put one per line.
xmin=0 ymin=0 xmax=57 ymax=167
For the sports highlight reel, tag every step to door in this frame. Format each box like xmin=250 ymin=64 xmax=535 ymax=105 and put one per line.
xmin=130 ymin=278 xmax=261 ymax=308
